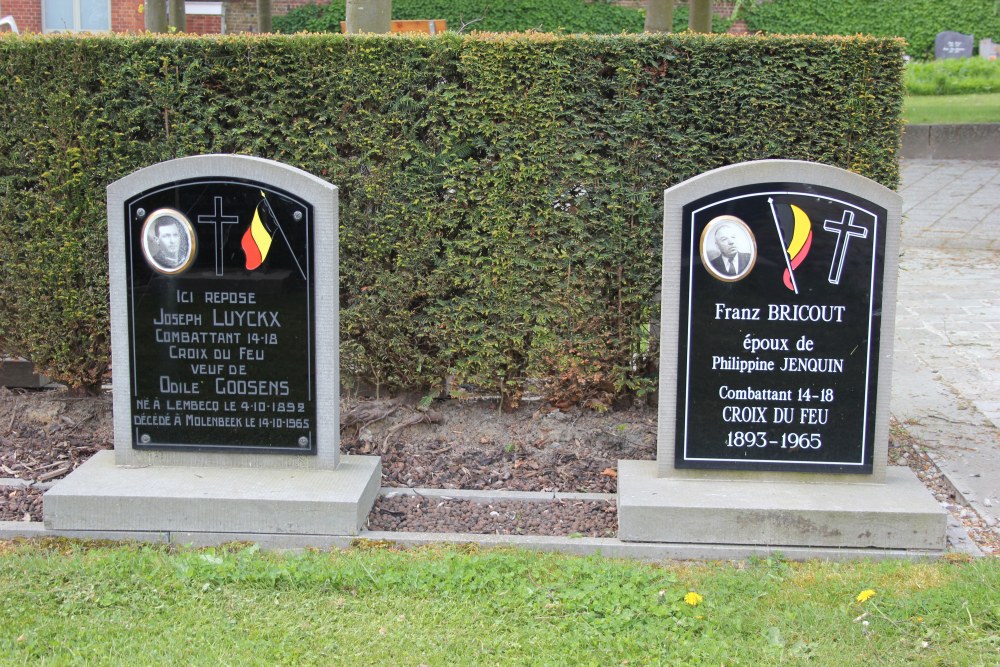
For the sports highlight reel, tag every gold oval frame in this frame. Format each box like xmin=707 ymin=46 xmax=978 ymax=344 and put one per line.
xmin=141 ymin=208 xmax=197 ymax=275
xmin=699 ymin=215 xmax=758 ymax=283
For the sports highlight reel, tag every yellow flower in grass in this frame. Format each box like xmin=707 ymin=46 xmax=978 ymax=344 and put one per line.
xmin=856 ymin=589 xmax=876 ymax=603
xmin=684 ymin=592 xmax=703 ymax=606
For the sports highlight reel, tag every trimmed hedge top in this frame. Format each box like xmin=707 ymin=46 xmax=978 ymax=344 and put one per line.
xmin=0 ymin=32 xmax=904 ymax=399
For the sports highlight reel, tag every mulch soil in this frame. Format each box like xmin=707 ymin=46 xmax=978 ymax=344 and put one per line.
xmin=0 ymin=387 xmax=997 ymax=553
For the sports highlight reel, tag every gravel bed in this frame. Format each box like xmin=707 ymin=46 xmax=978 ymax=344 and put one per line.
xmin=368 ymin=495 xmax=617 ymax=537
xmin=1 ymin=487 xmax=43 ymax=523
xmin=888 ymin=423 xmax=1000 ymax=555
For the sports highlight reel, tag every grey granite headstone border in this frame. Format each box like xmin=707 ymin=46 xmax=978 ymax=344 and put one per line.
xmin=657 ymin=160 xmax=902 ymax=484
xmin=107 ymin=155 xmax=340 ymax=470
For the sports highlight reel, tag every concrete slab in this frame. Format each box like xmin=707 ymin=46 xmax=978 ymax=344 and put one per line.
xmin=617 ymin=460 xmax=947 ymax=550
xmin=0 ymin=522 xmax=948 ymax=562
xmin=43 ymin=450 xmax=380 ymax=535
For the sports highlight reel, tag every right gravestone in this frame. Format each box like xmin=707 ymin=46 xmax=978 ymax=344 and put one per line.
xmin=619 ymin=161 xmax=947 ymax=554
xmin=935 ymin=31 xmax=974 ymax=59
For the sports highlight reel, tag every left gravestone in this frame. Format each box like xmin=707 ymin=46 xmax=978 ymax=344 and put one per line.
xmin=45 ymin=155 xmax=380 ymax=541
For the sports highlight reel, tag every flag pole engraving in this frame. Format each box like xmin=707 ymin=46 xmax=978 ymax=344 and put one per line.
xmin=262 ymin=193 xmax=308 ymax=281
xmin=768 ymin=197 xmax=798 ymax=294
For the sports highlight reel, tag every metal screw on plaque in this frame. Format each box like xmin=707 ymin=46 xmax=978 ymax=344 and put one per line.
xmin=140 ymin=434 xmax=151 ymax=443
xmin=136 ymin=208 xmax=146 ymax=219
xmin=293 ymin=211 xmax=303 ymax=221
xmin=298 ymin=436 xmax=309 ymax=447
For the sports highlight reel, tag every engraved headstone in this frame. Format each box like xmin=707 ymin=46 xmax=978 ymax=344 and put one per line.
xmin=674 ymin=182 xmax=885 ymax=475
xmin=44 ymin=156 xmax=380 ymax=539
xmin=936 ymin=31 xmax=974 ymax=59
xmin=123 ymin=169 xmax=319 ymax=458
xmin=618 ymin=161 xmax=947 ymax=554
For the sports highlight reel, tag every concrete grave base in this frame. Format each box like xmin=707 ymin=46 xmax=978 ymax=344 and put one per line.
xmin=43 ymin=450 xmax=380 ymax=536
xmin=618 ymin=460 xmax=947 ymax=551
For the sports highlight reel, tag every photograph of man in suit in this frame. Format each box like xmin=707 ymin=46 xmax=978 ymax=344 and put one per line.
xmin=701 ymin=216 xmax=756 ymax=282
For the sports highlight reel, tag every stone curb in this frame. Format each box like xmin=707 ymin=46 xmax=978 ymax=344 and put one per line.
xmin=0 ymin=521 xmax=953 ymax=561
xmin=0 ymin=478 xmax=56 ymax=490
xmin=900 ymin=124 xmax=1000 ymax=160
xmin=379 ymin=487 xmax=614 ymax=503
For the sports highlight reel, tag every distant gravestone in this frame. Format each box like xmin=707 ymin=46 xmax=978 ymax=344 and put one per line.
xmin=936 ymin=31 xmax=974 ymax=59
xmin=45 ymin=155 xmax=380 ymax=539
xmin=618 ymin=160 xmax=947 ymax=554
xmin=980 ymin=38 xmax=998 ymax=60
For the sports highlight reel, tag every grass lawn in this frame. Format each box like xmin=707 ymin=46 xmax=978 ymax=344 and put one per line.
xmin=903 ymin=93 xmax=1000 ymax=125
xmin=0 ymin=540 xmax=998 ymax=665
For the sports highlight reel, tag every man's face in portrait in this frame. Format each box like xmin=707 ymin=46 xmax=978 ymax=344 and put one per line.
xmin=156 ymin=220 xmax=181 ymax=257
xmin=715 ymin=225 xmax=739 ymax=259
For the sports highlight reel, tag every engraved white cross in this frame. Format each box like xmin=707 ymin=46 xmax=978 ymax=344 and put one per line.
xmin=823 ymin=210 xmax=869 ymax=285
xmin=197 ymin=196 xmax=240 ymax=276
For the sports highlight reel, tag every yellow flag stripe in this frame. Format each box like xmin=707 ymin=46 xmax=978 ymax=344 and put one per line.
xmin=787 ymin=205 xmax=811 ymax=258
xmin=250 ymin=207 xmax=273 ymax=261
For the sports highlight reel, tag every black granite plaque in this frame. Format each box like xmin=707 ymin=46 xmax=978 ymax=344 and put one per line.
xmin=125 ymin=178 xmax=315 ymax=453
xmin=676 ymin=183 xmax=887 ymax=473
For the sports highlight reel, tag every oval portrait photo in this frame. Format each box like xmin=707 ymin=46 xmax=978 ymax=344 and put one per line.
xmin=700 ymin=215 xmax=757 ymax=282
xmin=141 ymin=209 xmax=197 ymax=275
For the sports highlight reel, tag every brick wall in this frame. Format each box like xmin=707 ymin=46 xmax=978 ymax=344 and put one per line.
xmin=1 ymin=0 xmax=222 ymax=34
xmin=0 ymin=0 xmax=145 ymax=32
xmin=2 ymin=0 xmax=43 ymax=33
xmin=186 ymin=13 xmax=220 ymax=33
xmin=112 ymin=0 xmax=144 ymax=32
xmin=1 ymin=0 xmax=745 ymax=36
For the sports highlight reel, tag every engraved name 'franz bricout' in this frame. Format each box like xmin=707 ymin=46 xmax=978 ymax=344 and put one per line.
xmin=714 ymin=303 xmax=847 ymax=322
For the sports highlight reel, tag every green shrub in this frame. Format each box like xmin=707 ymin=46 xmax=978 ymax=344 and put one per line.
xmin=273 ymin=0 xmax=734 ymax=36
xmin=906 ymin=57 xmax=1000 ymax=95
xmin=745 ymin=0 xmax=1000 ymax=59
xmin=0 ymin=33 xmax=904 ymax=398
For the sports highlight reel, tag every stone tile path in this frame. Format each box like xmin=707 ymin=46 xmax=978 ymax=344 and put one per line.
xmin=893 ymin=160 xmax=1000 ymax=535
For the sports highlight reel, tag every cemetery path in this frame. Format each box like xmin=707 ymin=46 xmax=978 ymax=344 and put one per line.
xmin=893 ymin=159 xmax=1000 ymax=555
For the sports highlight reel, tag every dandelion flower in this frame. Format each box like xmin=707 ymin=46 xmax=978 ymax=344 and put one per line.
xmin=856 ymin=589 xmax=876 ymax=603
xmin=684 ymin=591 xmax=703 ymax=606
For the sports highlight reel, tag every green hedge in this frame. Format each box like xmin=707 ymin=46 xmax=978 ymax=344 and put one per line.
xmin=745 ymin=0 xmax=1000 ymax=59
xmin=273 ymin=0 xmax=734 ymax=35
xmin=0 ymin=33 xmax=904 ymax=399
